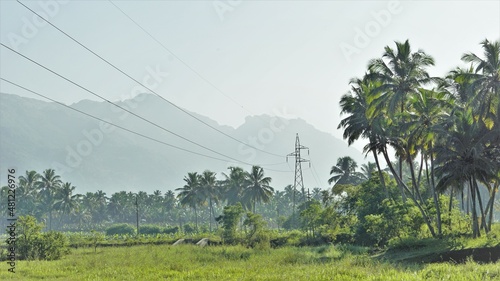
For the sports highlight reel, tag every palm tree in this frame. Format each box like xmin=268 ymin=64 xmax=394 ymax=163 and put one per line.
xmin=328 ymin=156 xmax=361 ymax=187
xmin=176 ymin=172 xmax=203 ymax=230
xmin=38 ymin=169 xmax=62 ymax=230
xmin=243 ymin=166 xmax=274 ymax=213
xmin=403 ymin=88 xmax=455 ymax=235
xmin=222 ymin=167 xmax=246 ymax=205
xmin=338 ymin=76 xmax=389 ymax=197
xmin=368 ymin=39 xmax=436 ymax=117
xmin=18 ymin=170 xmax=41 ymax=216
xmin=434 ymin=110 xmax=496 ymax=237
xmin=461 ymin=39 xmax=500 ymax=122
xmin=53 ymin=182 xmax=81 ymax=225
xmin=360 ymin=162 xmax=377 ymax=180
xmin=163 ymin=190 xmax=177 ymax=224
xmin=368 ymin=40 xmax=436 ymax=191
xmin=199 ymin=170 xmax=219 ymax=232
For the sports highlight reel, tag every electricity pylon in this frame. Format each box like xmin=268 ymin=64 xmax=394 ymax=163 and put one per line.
xmin=287 ymin=133 xmax=309 ymax=216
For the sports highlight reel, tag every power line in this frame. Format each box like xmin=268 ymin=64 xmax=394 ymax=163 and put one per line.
xmin=0 ymin=79 xmax=229 ymax=163
xmin=16 ymin=0 xmax=286 ymax=159
xmin=0 ymin=43 xmax=251 ymax=166
xmin=0 ymin=78 xmax=293 ymax=174
xmin=108 ymin=0 xmax=298 ymax=139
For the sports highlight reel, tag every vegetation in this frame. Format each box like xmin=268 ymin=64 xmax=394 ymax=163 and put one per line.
xmin=1 ymin=244 xmax=499 ymax=280
xmin=0 ymin=39 xmax=498 ymax=279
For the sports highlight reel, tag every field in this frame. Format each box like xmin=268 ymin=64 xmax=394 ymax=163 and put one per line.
xmin=1 ymin=244 xmax=500 ymax=280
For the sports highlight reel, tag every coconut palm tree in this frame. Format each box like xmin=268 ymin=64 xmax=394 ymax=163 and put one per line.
xmin=222 ymin=167 xmax=246 ymax=206
xmin=53 ymin=182 xmax=81 ymax=226
xmin=243 ymin=166 xmax=274 ymax=214
xmin=18 ymin=170 xmax=41 ymax=216
xmin=176 ymin=172 xmax=203 ymax=230
xmin=461 ymin=39 xmax=500 ymax=122
xmin=402 ymin=88 xmax=455 ymax=235
xmin=434 ymin=110 xmax=497 ymax=237
xmin=328 ymin=156 xmax=362 ymax=187
xmin=199 ymin=170 xmax=219 ymax=232
xmin=360 ymin=162 xmax=377 ymax=180
xmin=368 ymin=40 xmax=436 ymax=188
xmin=338 ymin=76 xmax=389 ymax=197
xmin=38 ymin=169 xmax=62 ymax=230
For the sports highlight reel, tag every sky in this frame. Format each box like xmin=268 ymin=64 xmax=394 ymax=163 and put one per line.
xmin=1 ymin=0 xmax=499 ymax=154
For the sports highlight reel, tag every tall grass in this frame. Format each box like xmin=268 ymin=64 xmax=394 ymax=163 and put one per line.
xmin=1 ymin=244 xmax=499 ymax=280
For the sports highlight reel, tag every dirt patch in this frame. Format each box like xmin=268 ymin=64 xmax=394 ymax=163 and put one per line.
xmin=430 ymin=247 xmax=500 ymax=264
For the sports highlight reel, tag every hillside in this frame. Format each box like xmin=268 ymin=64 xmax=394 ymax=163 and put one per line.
xmin=0 ymin=93 xmax=364 ymax=193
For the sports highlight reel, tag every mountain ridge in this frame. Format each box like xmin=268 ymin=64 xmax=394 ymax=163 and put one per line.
xmin=0 ymin=93 xmax=365 ymax=194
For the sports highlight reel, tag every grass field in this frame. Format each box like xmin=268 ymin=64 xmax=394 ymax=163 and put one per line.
xmin=1 ymin=244 xmax=499 ymax=280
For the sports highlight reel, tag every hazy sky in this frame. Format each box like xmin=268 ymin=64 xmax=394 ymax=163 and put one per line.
xmin=1 ymin=0 xmax=499 ymax=152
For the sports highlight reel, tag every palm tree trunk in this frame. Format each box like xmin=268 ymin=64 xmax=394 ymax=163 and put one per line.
xmin=194 ymin=205 xmax=199 ymax=231
xmin=372 ymin=150 xmax=388 ymax=199
xmin=469 ymin=178 xmax=480 ymax=238
xmin=209 ymin=198 xmax=212 ymax=232
xmin=488 ymin=186 xmax=496 ymax=231
xmin=448 ymin=188 xmax=454 ymax=230
xmin=382 ymin=148 xmax=436 ymax=237
xmin=398 ymin=157 xmax=407 ymax=202
xmin=429 ymin=150 xmax=442 ymax=236
xmin=473 ymin=179 xmax=488 ymax=233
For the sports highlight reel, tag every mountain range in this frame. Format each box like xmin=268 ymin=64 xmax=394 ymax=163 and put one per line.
xmin=0 ymin=93 xmax=365 ymax=194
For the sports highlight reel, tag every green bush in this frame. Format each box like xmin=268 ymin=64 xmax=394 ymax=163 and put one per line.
xmin=9 ymin=215 xmax=68 ymax=261
xmin=36 ymin=231 xmax=69 ymax=260
xmin=163 ymin=226 xmax=179 ymax=234
xmin=139 ymin=224 xmax=162 ymax=235
xmin=183 ymin=224 xmax=196 ymax=234
xmin=106 ymin=224 xmax=135 ymax=236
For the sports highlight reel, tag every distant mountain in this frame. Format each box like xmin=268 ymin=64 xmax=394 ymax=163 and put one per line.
xmin=0 ymin=93 xmax=365 ymax=194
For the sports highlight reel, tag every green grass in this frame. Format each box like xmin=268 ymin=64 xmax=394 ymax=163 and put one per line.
xmin=1 ymin=244 xmax=499 ymax=280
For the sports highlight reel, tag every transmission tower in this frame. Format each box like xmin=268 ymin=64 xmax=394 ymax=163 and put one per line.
xmin=287 ymin=133 xmax=310 ymax=215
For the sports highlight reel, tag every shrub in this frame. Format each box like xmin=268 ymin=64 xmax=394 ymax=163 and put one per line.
xmin=163 ymin=226 xmax=179 ymax=234
xmin=183 ymin=224 xmax=196 ymax=234
xmin=36 ymin=231 xmax=69 ymax=260
xmin=139 ymin=224 xmax=162 ymax=235
xmin=9 ymin=215 xmax=68 ymax=261
xmin=106 ymin=224 xmax=135 ymax=236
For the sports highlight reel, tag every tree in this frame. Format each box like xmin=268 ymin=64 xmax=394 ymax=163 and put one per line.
xmin=222 ymin=166 xmax=247 ymax=206
xmin=217 ymin=203 xmax=245 ymax=244
xmin=176 ymin=172 xmax=203 ymax=231
xmin=461 ymin=39 xmax=500 ymax=122
xmin=337 ymin=77 xmax=389 ymax=197
xmin=199 ymin=170 xmax=219 ymax=232
xmin=53 ymin=182 xmax=81 ymax=226
xmin=435 ymin=110 xmax=497 ymax=237
xmin=243 ymin=166 xmax=274 ymax=213
xmin=328 ymin=156 xmax=362 ymax=187
xmin=18 ymin=170 xmax=41 ymax=216
xmin=38 ymin=169 xmax=62 ymax=230
xmin=368 ymin=40 xmax=436 ymax=199
xmin=360 ymin=162 xmax=377 ymax=180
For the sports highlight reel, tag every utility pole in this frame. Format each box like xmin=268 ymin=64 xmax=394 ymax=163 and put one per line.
xmin=287 ymin=133 xmax=310 ymax=217
xmin=135 ymin=194 xmax=139 ymax=236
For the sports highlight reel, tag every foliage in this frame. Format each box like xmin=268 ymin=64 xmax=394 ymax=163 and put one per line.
xmin=217 ymin=203 xmax=245 ymax=244
xmin=244 ymin=212 xmax=270 ymax=249
xmin=139 ymin=224 xmax=162 ymax=235
xmin=1 ymin=244 xmax=500 ymax=280
xmin=11 ymin=215 xmax=68 ymax=261
xmin=105 ymin=223 xmax=135 ymax=236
